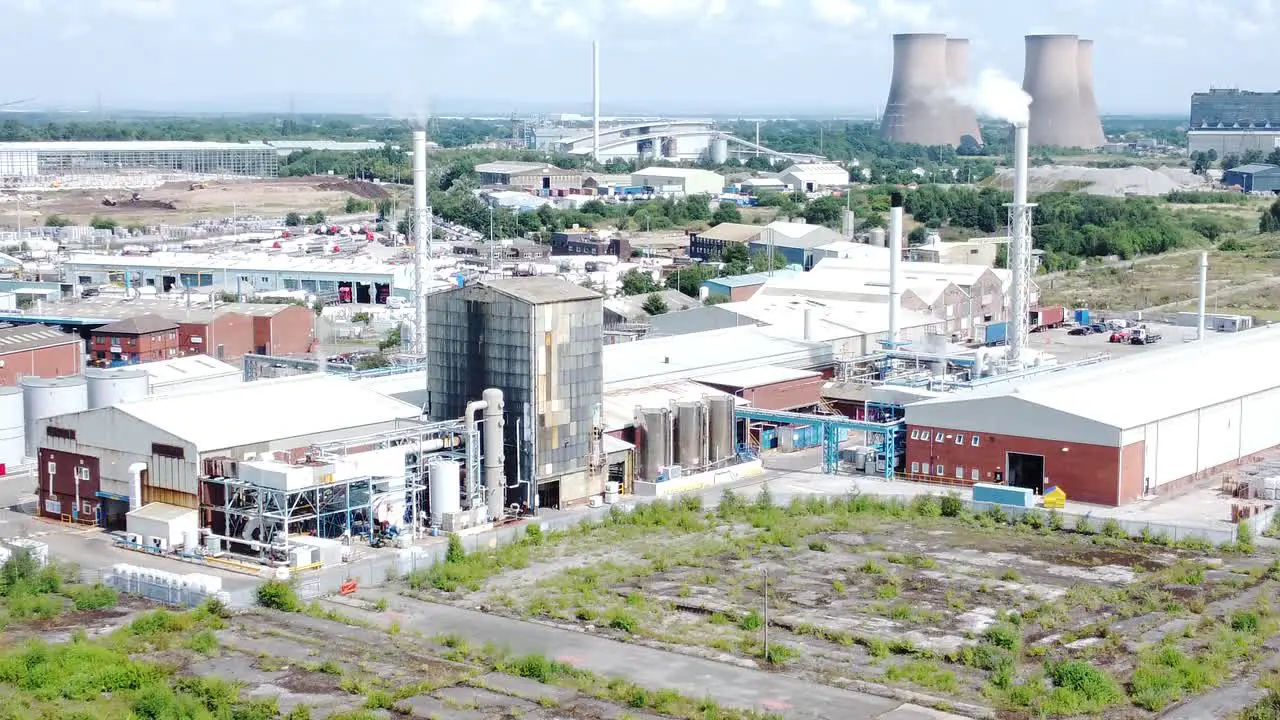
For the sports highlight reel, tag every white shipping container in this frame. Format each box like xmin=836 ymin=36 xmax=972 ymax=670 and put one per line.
xmin=126 ymin=503 xmax=199 ymax=548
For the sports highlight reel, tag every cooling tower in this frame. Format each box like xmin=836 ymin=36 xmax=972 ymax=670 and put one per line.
xmin=945 ymin=38 xmax=982 ymax=147
xmin=1023 ymin=34 xmax=1089 ymax=148
xmin=881 ymin=33 xmax=954 ymax=146
xmin=1075 ymin=39 xmax=1106 ymax=148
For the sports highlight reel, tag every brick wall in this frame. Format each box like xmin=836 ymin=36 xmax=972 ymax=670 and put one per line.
xmin=904 ymin=424 xmax=1122 ymax=506
xmin=258 ymin=305 xmax=315 ymax=356
xmin=180 ymin=313 xmax=254 ymax=360
xmin=90 ymin=330 xmax=177 ymax=364
xmin=0 ymin=343 xmax=82 ymax=385
xmin=36 ymin=447 xmax=100 ymax=522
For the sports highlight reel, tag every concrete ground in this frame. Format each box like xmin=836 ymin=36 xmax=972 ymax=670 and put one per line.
xmin=1034 ymin=320 xmax=1229 ymax=364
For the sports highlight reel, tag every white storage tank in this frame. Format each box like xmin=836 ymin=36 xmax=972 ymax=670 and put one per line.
xmin=21 ymin=376 xmax=88 ymax=456
xmin=0 ymin=387 xmax=24 ymax=469
xmin=86 ymin=367 xmax=150 ymax=409
xmin=428 ymin=460 xmax=462 ymax=525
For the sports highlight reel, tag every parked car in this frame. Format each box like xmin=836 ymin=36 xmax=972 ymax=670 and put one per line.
xmin=1109 ymin=330 xmax=1130 ymax=343
xmin=1068 ymin=326 xmax=1093 ymax=336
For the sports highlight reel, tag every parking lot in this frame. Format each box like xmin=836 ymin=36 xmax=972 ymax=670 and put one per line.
xmin=1034 ymin=320 xmax=1226 ymax=364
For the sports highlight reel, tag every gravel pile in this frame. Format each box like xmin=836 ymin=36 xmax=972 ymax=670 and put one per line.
xmin=993 ymin=164 xmax=1209 ymax=197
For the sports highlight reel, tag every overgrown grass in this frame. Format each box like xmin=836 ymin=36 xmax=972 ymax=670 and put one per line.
xmin=885 ymin=660 xmax=959 ymax=693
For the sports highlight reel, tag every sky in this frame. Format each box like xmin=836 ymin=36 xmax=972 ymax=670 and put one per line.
xmin=0 ymin=0 xmax=1274 ymax=117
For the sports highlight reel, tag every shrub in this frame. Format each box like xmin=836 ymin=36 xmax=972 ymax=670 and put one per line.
xmin=764 ymin=642 xmax=798 ymax=665
xmin=940 ymin=493 xmax=964 ymax=518
xmin=739 ymin=610 xmax=764 ymax=631
xmin=911 ymin=495 xmax=941 ymax=518
xmin=445 ymin=534 xmax=466 ymax=563
xmin=808 ymin=540 xmax=830 ymax=552
xmin=1232 ymin=611 xmax=1260 ymax=634
xmin=256 ymin=579 xmax=300 ymax=612
xmin=983 ymin=623 xmax=1022 ymax=652
xmin=1074 ymin=514 xmax=1095 ymax=535
xmin=69 ymin=583 xmax=119 ymax=610
xmin=1047 ymin=660 xmax=1122 ymax=710
xmin=524 ymin=524 xmax=544 ymax=546
xmin=1101 ymin=518 xmax=1126 ymax=539
xmin=1020 ymin=509 xmax=1045 ymax=529
xmin=985 ymin=505 xmax=1009 ymax=525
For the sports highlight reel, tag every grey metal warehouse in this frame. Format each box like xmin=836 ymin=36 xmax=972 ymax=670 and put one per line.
xmin=1222 ymin=164 xmax=1280 ymax=193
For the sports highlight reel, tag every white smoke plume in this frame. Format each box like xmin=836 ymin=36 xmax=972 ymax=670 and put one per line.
xmin=950 ymin=68 xmax=1031 ymax=125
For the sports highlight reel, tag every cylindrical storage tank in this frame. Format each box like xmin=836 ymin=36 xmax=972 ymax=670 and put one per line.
xmin=674 ymin=401 xmax=703 ymax=469
xmin=86 ymin=367 xmax=150 ymax=410
xmin=707 ymin=395 xmax=735 ymax=465
xmin=428 ymin=460 xmax=462 ymax=525
xmin=0 ymin=388 xmax=24 ymax=469
xmin=639 ymin=409 xmax=669 ymax=482
xmin=21 ymin=376 xmax=88 ymax=457
xmin=710 ymin=136 xmax=729 ymax=165
xmin=868 ymin=227 xmax=886 ymax=247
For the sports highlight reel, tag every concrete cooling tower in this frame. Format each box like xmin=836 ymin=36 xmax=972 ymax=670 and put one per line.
xmin=881 ymin=33 xmax=953 ymax=146
xmin=945 ymin=38 xmax=983 ymax=147
xmin=1075 ymin=39 xmax=1107 ymax=148
xmin=1023 ymin=34 xmax=1104 ymax=148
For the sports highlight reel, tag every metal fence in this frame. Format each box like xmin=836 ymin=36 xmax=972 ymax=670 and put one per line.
xmin=104 ymin=571 xmax=230 ymax=609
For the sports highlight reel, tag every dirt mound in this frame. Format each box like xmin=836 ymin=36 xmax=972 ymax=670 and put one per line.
xmin=316 ymin=179 xmax=389 ymax=200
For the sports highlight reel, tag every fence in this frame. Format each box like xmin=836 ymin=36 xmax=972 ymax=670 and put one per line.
xmin=104 ymin=570 xmax=231 ymax=609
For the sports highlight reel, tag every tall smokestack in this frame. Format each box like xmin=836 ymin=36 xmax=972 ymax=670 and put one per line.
xmin=592 ymin=40 xmax=600 ymax=165
xmin=1006 ymin=122 xmax=1034 ymax=365
xmin=1197 ymin=251 xmax=1208 ymax=341
xmin=881 ymin=33 xmax=953 ymax=146
xmin=1075 ymin=39 xmax=1106 ymax=148
xmin=412 ymin=129 xmax=430 ymax=357
xmin=887 ymin=192 xmax=905 ymax=348
xmin=945 ymin=38 xmax=982 ymax=147
xmin=1023 ymin=34 xmax=1088 ymax=148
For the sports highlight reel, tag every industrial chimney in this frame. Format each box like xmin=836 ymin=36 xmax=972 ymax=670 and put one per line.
xmin=881 ymin=33 xmax=953 ymax=146
xmin=1023 ymin=34 xmax=1089 ymax=148
xmin=1075 ymin=39 xmax=1106 ymax=148
xmin=412 ymin=128 xmax=430 ymax=357
xmin=945 ymin=38 xmax=983 ymax=147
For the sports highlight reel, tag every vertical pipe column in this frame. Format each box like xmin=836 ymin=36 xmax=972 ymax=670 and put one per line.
xmin=412 ymin=130 xmax=430 ymax=357
xmin=482 ymin=388 xmax=506 ymax=523
xmin=1006 ymin=121 xmax=1034 ymax=366
xmin=592 ymin=41 xmax=600 ymax=165
xmin=1197 ymin=251 xmax=1208 ymax=341
xmin=887 ymin=192 xmax=904 ymax=348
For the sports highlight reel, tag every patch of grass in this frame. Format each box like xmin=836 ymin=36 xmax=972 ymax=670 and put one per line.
xmin=982 ymin=623 xmax=1022 ymax=652
xmin=831 ymin=580 xmax=846 ymax=595
xmin=860 ymin=559 xmax=885 ymax=575
xmin=807 ymin=540 xmax=830 ymax=552
xmin=885 ymin=660 xmax=959 ymax=693
xmin=606 ymin=608 xmax=640 ymax=634
xmin=763 ymin=642 xmax=798 ymax=665
xmin=1100 ymin=518 xmax=1127 ymax=539
xmin=67 ymin=583 xmax=119 ymax=611
xmin=999 ymin=569 xmax=1021 ymax=582
xmin=184 ymin=629 xmax=219 ymax=655
xmin=739 ymin=610 xmax=764 ymax=631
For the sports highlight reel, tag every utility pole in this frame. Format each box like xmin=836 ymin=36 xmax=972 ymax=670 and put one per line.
xmin=762 ymin=567 xmax=769 ymax=662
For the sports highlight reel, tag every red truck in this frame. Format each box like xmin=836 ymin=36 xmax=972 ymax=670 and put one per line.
xmin=1029 ymin=305 xmax=1066 ymax=332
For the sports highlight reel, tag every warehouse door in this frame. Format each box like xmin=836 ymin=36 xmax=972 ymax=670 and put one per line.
xmin=1006 ymin=452 xmax=1044 ymax=494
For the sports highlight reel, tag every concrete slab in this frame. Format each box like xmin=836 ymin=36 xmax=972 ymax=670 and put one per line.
xmin=876 ymin=706 xmax=975 ymax=720
xmin=434 ymin=685 xmax=538 ymax=712
xmin=474 ymin=672 xmax=578 ymax=704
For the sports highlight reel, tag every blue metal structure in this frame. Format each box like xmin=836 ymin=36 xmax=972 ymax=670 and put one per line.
xmin=734 ymin=406 xmax=903 ymax=479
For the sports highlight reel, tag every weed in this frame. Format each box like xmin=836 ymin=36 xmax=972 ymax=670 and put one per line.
xmin=807 ymin=540 xmax=830 ymax=552
xmin=860 ymin=560 xmax=884 ymax=575
xmin=764 ymin=643 xmax=798 ymax=665
xmin=876 ymin=582 xmax=900 ymax=600
xmin=372 ymin=598 xmax=388 ymax=612
xmin=910 ymin=495 xmax=941 ymax=518
xmin=184 ymin=629 xmax=218 ymax=655
xmin=940 ymin=493 xmax=964 ymax=518
xmin=1020 ymin=509 xmax=1045 ymax=530
xmin=606 ymin=608 xmax=639 ymax=634
xmin=885 ymin=660 xmax=959 ymax=693
xmin=1100 ymin=519 xmax=1126 ymax=539
xmin=1000 ymin=569 xmax=1022 ymax=582
xmin=739 ymin=611 xmax=764 ymax=631
xmin=1232 ymin=611 xmax=1261 ymax=634
xmin=256 ymin=579 xmax=300 ymax=612
xmin=1074 ymin=514 xmax=1095 ymax=535
xmin=832 ymin=580 xmax=846 ymax=595
xmin=67 ymin=584 xmax=119 ymax=611
xmin=983 ymin=624 xmax=1022 ymax=652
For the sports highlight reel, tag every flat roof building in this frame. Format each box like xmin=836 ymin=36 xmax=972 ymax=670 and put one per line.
xmin=475 ymin=162 xmax=581 ymax=191
xmin=1223 ymin=164 xmax=1280 ymax=193
xmin=0 ymin=325 xmax=83 ymax=386
xmin=0 ymin=141 xmax=278 ymax=181
xmin=632 ymin=167 xmax=725 ymax=197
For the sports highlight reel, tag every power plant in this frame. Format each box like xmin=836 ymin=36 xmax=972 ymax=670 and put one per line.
xmin=1022 ymin=34 xmax=1105 ymax=148
xmin=881 ymin=33 xmax=983 ymax=148
xmin=880 ymin=32 xmax=1105 ymax=150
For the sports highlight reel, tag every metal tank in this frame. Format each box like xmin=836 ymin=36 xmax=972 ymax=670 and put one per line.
xmin=710 ymin=136 xmax=729 ymax=165
xmin=880 ymin=33 xmax=953 ymax=146
xmin=0 ymin=388 xmax=24 ymax=468
xmin=21 ymin=376 xmax=88 ymax=457
xmin=638 ymin=408 xmax=670 ymax=482
xmin=86 ymin=367 xmax=150 ymax=409
xmin=674 ymin=401 xmax=704 ymax=469
xmin=428 ymin=459 xmax=462 ymax=525
xmin=706 ymin=395 xmax=735 ymax=466
xmin=868 ymin=227 xmax=886 ymax=248
xmin=1023 ymin=34 xmax=1088 ymax=148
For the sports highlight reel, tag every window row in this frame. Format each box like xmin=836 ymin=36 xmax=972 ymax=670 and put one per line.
xmin=909 ymin=428 xmax=981 ymax=446
xmin=910 ymin=462 xmax=980 ymax=482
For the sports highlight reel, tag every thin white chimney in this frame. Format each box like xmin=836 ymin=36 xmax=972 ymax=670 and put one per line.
xmin=412 ymin=129 xmax=430 ymax=357
xmin=1006 ymin=121 xmax=1034 ymax=365
xmin=1197 ymin=251 xmax=1208 ymax=341
xmin=592 ymin=40 xmax=601 ymax=165
xmin=887 ymin=192 xmax=904 ymax=348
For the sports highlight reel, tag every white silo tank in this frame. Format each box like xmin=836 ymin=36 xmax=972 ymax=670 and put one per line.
xmin=0 ymin=387 xmax=24 ymax=469
xmin=86 ymin=367 xmax=150 ymax=409
xmin=21 ymin=376 xmax=88 ymax=457
xmin=710 ymin=136 xmax=729 ymax=165
xmin=869 ymin=227 xmax=887 ymax=247
xmin=428 ymin=460 xmax=462 ymax=525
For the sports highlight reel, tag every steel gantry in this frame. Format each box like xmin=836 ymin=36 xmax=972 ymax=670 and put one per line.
xmin=734 ymin=407 xmax=904 ymax=479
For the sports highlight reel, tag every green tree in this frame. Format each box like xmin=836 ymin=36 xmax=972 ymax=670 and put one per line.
xmin=711 ymin=202 xmax=742 ymax=225
xmin=1261 ymin=199 xmax=1280 ymax=233
xmin=343 ymin=196 xmax=372 ymax=214
xmin=641 ymin=293 xmax=669 ymax=315
xmin=1222 ymin=153 xmax=1241 ymax=171
xmin=1267 ymin=148 xmax=1280 ymax=167
xmin=802 ymin=195 xmax=844 ymax=227
xmin=43 ymin=214 xmax=71 ymax=227
xmin=749 ymin=252 xmax=788 ymax=273
xmin=305 ymin=211 xmax=326 ymax=225
xmin=356 ymin=353 xmax=391 ymax=370
xmin=676 ymin=195 xmax=712 ymax=222
xmin=378 ymin=325 xmax=402 ymax=351
xmin=89 ymin=216 xmax=117 ymax=230
xmin=1191 ymin=152 xmax=1210 ymax=175
xmin=908 ymin=226 xmax=929 ymax=246
xmin=621 ymin=269 xmax=662 ymax=296
xmin=666 ymin=263 xmax=720 ymax=298
xmin=284 ymin=211 xmax=302 ymax=227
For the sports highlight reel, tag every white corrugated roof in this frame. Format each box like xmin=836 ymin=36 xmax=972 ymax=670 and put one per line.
xmin=914 ymin=325 xmax=1280 ymax=429
xmin=115 ymin=375 xmax=422 ymax=451
xmin=604 ymin=325 xmax=833 ymax=386
xmin=717 ymin=293 xmax=941 ymax=338
xmin=697 ymin=365 xmax=821 ymax=388
xmin=65 ymin=251 xmax=407 ymax=280
xmin=633 ymin=167 xmax=724 ymax=180
xmin=126 ymin=502 xmax=197 ymax=522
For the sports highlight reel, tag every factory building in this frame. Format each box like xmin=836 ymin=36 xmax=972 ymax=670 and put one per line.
xmin=551 ymin=230 xmax=632 ymax=258
xmin=1222 ymin=164 xmax=1280 ymax=193
xmin=702 ymin=269 xmax=804 ymax=302
xmin=688 ymin=223 xmax=764 ymax=262
xmin=751 ymin=222 xmax=844 ymax=270
xmin=0 ymin=141 xmax=278 ymax=183
xmin=0 ymin=326 xmax=83 ymax=386
xmin=631 ymin=167 xmax=725 ymax=197
xmin=474 ymin=162 xmax=581 ymax=191
xmin=1189 ymin=89 xmax=1280 ymax=156
xmin=63 ymin=253 xmax=411 ymax=305
xmin=89 ymin=315 xmax=179 ymax=366
xmin=779 ymin=163 xmax=850 ymax=192
xmin=34 ymin=375 xmax=424 ymax=528
xmin=904 ymin=326 xmax=1280 ymax=506
xmin=427 ymin=278 xmax=604 ymax=509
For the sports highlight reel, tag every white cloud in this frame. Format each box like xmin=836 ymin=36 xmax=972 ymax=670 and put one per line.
xmin=757 ymin=0 xmax=784 ymax=7
xmin=876 ymin=0 xmax=934 ymax=28
xmin=810 ymin=0 xmax=866 ymax=26
xmin=98 ymin=0 xmax=175 ymax=18
xmin=414 ymin=0 xmax=503 ymax=33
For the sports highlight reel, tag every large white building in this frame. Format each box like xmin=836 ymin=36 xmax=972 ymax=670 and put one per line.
xmin=779 ymin=163 xmax=851 ymax=192
xmin=905 ymin=326 xmax=1280 ymax=506
xmin=0 ymin=141 xmax=278 ymax=184
xmin=631 ymin=167 xmax=725 ymax=197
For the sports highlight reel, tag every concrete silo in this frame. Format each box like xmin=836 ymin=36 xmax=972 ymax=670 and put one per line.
xmin=945 ymin=38 xmax=983 ymax=147
xmin=881 ymin=33 xmax=953 ymax=146
xmin=1075 ymin=39 xmax=1107 ymax=148
xmin=1023 ymin=34 xmax=1088 ymax=148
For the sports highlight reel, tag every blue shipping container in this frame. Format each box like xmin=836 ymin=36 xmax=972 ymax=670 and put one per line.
xmin=1074 ymin=309 xmax=1090 ymax=326
xmin=985 ymin=322 xmax=1008 ymax=345
xmin=973 ymin=483 xmax=1035 ymax=508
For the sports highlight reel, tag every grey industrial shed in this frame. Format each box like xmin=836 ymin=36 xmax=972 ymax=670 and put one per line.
xmin=1223 ymin=164 xmax=1280 ymax=193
